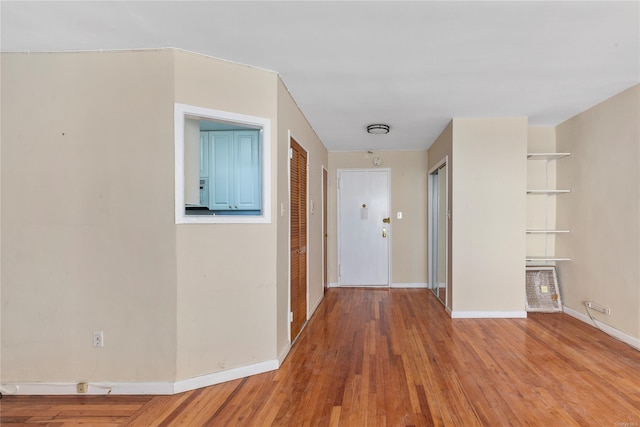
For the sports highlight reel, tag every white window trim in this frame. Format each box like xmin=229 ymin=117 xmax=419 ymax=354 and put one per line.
xmin=174 ymin=103 xmax=272 ymax=224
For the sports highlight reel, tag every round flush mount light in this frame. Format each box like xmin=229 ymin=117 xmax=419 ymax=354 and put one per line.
xmin=366 ymin=124 xmax=390 ymax=134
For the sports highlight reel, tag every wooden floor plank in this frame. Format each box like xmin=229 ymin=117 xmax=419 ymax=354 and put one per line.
xmin=2 ymin=288 xmax=639 ymax=426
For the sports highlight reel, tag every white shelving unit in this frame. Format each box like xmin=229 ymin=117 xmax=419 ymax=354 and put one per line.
xmin=527 ymin=153 xmax=571 ymax=160
xmin=526 ymin=189 xmax=571 ymax=194
xmin=526 ymin=152 xmax=571 ymax=264
xmin=526 ymin=256 xmax=572 ymax=262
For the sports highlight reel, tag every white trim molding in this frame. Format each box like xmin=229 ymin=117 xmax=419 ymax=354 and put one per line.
xmin=451 ymin=311 xmax=528 ymax=319
xmin=2 ymin=359 xmax=280 ymax=396
xmin=173 ymin=360 xmax=278 ymax=394
xmin=0 ymin=381 xmax=174 ymax=396
xmin=328 ymin=282 xmax=339 ymax=288
xmin=308 ymin=294 xmax=324 ymax=318
xmin=278 ymin=343 xmax=292 ymax=366
xmin=391 ymin=282 xmax=428 ymax=288
xmin=563 ymin=306 xmax=640 ymax=350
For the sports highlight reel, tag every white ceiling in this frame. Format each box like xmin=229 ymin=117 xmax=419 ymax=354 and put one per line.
xmin=2 ymin=1 xmax=639 ymax=151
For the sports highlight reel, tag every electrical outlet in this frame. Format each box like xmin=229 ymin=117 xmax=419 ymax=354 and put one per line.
xmin=93 ymin=331 xmax=104 ymax=348
xmin=77 ymin=382 xmax=88 ymax=393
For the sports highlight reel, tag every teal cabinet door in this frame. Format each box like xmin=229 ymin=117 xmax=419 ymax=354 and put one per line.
xmin=233 ymin=131 xmax=261 ymax=210
xmin=204 ymin=130 xmax=261 ymax=211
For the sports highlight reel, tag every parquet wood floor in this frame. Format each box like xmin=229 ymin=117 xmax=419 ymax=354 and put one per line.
xmin=2 ymin=288 xmax=639 ymax=426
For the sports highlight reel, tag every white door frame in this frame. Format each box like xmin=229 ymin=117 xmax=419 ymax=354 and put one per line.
xmin=337 ymin=168 xmax=391 ymax=287
xmin=322 ymin=166 xmax=328 ymax=293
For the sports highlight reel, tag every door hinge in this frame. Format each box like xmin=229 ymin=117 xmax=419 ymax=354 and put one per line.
xmin=289 ymin=147 xmax=293 ymax=159
xmin=289 ymin=311 xmax=294 ymax=323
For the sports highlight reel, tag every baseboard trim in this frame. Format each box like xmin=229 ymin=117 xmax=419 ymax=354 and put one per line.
xmin=3 ymin=359 xmax=280 ymax=396
xmin=308 ymin=294 xmax=324 ymax=318
xmin=391 ymin=282 xmax=428 ymax=288
xmin=563 ymin=305 xmax=640 ymax=350
xmin=278 ymin=343 xmax=292 ymax=366
xmin=328 ymin=282 xmax=339 ymax=288
xmin=451 ymin=311 xmax=527 ymax=319
xmin=173 ymin=359 xmax=279 ymax=394
xmin=1 ymin=381 xmax=174 ymax=395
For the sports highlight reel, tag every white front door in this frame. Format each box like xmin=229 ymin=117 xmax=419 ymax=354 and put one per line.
xmin=338 ymin=169 xmax=390 ymax=286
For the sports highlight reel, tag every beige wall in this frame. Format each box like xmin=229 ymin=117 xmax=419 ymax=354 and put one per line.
xmin=328 ymin=151 xmax=428 ymax=286
xmin=276 ymin=79 xmax=328 ymax=356
xmin=428 ymin=121 xmax=453 ymax=309
xmin=556 ymin=84 xmax=640 ymax=339
xmin=173 ymin=51 xmax=280 ymax=379
xmin=451 ymin=117 xmax=527 ymax=313
xmin=1 ymin=51 xmax=178 ymax=381
xmin=1 ymin=49 xmax=329 ymax=387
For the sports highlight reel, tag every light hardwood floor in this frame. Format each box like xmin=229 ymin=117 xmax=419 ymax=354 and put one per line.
xmin=2 ymin=288 xmax=639 ymax=426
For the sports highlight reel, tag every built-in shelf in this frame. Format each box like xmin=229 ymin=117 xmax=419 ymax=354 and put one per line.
xmin=527 ymin=153 xmax=571 ymax=160
xmin=526 ymin=256 xmax=571 ymax=262
xmin=526 ymin=152 xmax=572 ymax=264
xmin=526 ymin=189 xmax=571 ymax=194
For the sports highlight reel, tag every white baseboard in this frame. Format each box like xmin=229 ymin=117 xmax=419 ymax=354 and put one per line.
xmin=391 ymin=282 xmax=428 ymax=288
xmin=308 ymin=294 xmax=324 ymax=318
xmin=173 ymin=359 xmax=278 ymax=394
xmin=1 ymin=381 xmax=174 ymax=395
xmin=425 ymin=282 xmax=446 ymax=289
xmin=278 ymin=343 xmax=292 ymax=365
xmin=330 ymin=282 xmax=429 ymax=289
xmin=563 ymin=305 xmax=640 ymax=350
xmin=451 ymin=311 xmax=527 ymax=319
xmin=2 ymin=359 xmax=280 ymax=396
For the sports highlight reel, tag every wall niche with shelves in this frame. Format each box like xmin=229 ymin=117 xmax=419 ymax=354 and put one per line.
xmin=526 ymin=151 xmax=571 ymax=263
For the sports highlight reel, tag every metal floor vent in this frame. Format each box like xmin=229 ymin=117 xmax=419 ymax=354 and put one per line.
xmin=525 ymin=266 xmax=563 ymax=312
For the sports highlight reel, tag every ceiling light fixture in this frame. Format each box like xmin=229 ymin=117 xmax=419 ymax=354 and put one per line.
xmin=367 ymin=124 xmax=390 ymax=134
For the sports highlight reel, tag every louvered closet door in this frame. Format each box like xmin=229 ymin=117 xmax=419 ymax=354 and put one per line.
xmin=290 ymin=138 xmax=307 ymax=341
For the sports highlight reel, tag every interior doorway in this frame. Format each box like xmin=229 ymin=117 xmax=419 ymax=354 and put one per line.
xmin=337 ymin=169 xmax=390 ymax=286
xmin=290 ymin=137 xmax=308 ymax=341
xmin=428 ymin=159 xmax=448 ymax=305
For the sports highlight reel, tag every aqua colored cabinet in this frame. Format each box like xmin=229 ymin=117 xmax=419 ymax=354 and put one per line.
xmin=201 ymin=130 xmax=261 ymax=211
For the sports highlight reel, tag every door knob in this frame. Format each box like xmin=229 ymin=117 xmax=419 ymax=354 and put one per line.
xmin=382 ymin=227 xmax=387 ymax=238
xmin=383 ymin=217 xmax=390 ymax=223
